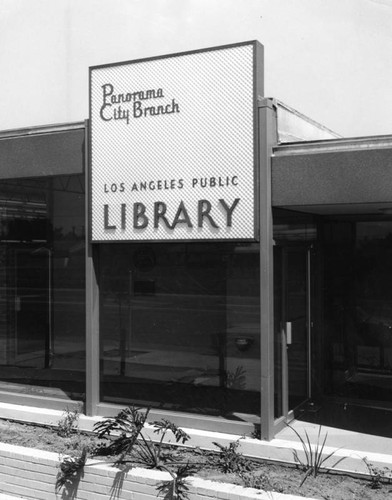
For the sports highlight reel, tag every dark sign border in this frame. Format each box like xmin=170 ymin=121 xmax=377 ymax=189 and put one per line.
xmin=88 ymin=40 xmax=264 ymax=244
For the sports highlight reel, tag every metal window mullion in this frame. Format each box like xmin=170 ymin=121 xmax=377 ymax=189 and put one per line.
xmin=85 ymin=119 xmax=100 ymax=416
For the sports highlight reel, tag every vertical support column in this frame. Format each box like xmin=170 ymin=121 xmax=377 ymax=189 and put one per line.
xmin=85 ymin=119 xmax=100 ymax=416
xmin=258 ymin=98 xmax=278 ymax=440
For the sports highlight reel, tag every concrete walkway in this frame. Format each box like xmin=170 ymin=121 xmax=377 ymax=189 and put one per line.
xmin=0 ymin=495 xmax=25 ymax=499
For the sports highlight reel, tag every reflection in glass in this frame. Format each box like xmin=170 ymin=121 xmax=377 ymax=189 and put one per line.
xmin=273 ymin=213 xmax=316 ymax=417
xmin=324 ymin=220 xmax=392 ymax=404
xmin=100 ymin=243 xmax=260 ymax=420
xmin=273 ymin=245 xmax=284 ymax=418
xmin=0 ymin=176 xmax=86 ymax=400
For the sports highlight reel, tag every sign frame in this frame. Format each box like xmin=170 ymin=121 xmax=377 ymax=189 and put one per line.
xmin=88 ymin=40 xmax=264 ymax=244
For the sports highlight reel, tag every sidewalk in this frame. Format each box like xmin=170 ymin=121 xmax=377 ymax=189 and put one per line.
xmin=276 ymin=418 xmax=392 ymax=456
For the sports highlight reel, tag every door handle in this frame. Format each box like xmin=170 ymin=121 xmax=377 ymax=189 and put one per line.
xmin=286 ymin=322 xmax=292 ymax=345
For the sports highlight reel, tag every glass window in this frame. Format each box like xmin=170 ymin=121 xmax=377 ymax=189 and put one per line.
xmin=99 ymin=242 xmax=260 ymax=420
xmin=323 ymin=220 xmax=392 ymax=403
xmin=0 ymin=176 xmax=85 ymax=400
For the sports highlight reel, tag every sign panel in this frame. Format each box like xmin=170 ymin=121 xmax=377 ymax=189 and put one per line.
xmin=90 ymin=41 xmax=263 ymax=242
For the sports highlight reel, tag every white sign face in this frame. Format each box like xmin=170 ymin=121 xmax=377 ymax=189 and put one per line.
xmin=90 ymin=42 xmax=260 ymax=242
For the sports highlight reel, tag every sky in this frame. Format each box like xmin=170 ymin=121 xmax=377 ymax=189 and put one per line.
xmin=1 ymin=0 xmax=392 ymax=137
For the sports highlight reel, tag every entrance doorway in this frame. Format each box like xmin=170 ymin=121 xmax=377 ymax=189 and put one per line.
xmin=274 ymin=245 xmax=312 ymax=418
xmin=317 ymin=219 xmax=392 ymax=437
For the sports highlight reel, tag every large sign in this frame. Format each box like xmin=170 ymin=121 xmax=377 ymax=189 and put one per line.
xmin=89 ymin=41 xmax=263 ymax=242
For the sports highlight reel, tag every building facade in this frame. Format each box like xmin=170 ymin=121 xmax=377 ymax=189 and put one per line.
xmin=0 ymin=42 xmax=391 ymax=440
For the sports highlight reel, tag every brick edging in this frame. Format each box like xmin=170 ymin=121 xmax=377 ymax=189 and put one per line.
xmin=0 ymin=441 xmax=318 ymax=500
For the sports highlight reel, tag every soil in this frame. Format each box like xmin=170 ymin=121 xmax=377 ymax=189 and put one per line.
xmin=0 ymin=419 xmax=391 ymax=499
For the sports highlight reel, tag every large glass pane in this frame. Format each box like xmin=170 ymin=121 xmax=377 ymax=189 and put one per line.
xmin=100 ymin=242 xmax=260 ymax=420
xmin=273 ymin=211 xmax=315 ymax=417
xmin=324 ymin=220 xmax=392 ymax=404
xmin=0 ymin=176 xmax=85 ymax=400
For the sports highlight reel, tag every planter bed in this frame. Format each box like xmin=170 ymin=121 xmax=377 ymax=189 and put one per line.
xmin=0 ymin=441 xmax=315 ymax=500
xmin=0 ymin=417 xmax=390 ymax=500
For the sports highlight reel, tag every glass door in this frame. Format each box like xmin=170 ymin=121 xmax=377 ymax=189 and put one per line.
xmin=275 ymin=245 xmax=312 ymax=417
xmin=285 ymin=246 xmax=311 ymax=410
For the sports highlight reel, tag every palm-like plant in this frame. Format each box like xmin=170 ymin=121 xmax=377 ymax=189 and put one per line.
xmin=93 ymin=407 xmax=191 ymax=469
xmin=58 ymin=406 xmax=200 ymax=499
xmin=93 ymin=406 xmax=150 ymax=463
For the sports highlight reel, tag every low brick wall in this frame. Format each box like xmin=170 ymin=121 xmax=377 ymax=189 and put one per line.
xmin=0 ymin=442 xmax=315 ymax=500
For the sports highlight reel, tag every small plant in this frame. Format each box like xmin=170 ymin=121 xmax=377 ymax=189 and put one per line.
xmin=240 ymin=470 xmax=273 ymax=491
xmin=94 ymin=408 xmax=191 ymax=470
xmin=57 ymin=407 xmax=80 ymax=438
xmin=211 ymin=439 xmax=252 ymax=474
xmin=251 ymin=424 xmax=261 ymax=440
xmin=157 ymin=463 xmax=199 ymax=500
xmin=57 ymin=405 xmax=200 ymax=499
xmin=135 ymin=418 xmax=190 ymax=469
xmin=226 ymin=366 xmax=247 ymax=390
xmin=55 ymin=445 xmax=88 ymax=493
xmin=93 ymin=405 xmax=150 ymax=463
xmin=363 ymin=457 xmax=392 ymax=489
xmin=287 ymin=423 xmax=346 ymax=486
